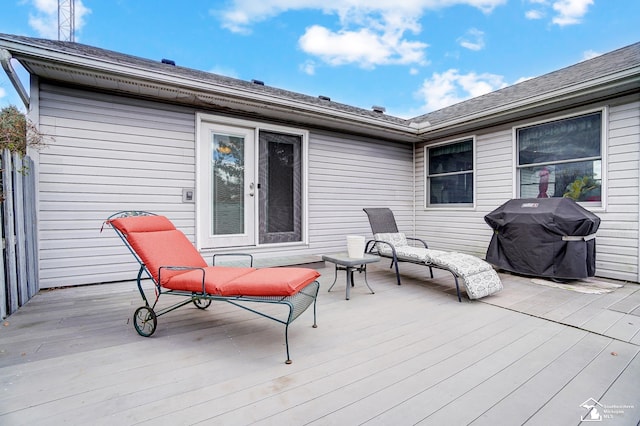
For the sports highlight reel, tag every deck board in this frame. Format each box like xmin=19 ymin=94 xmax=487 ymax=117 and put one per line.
xmin=1 ymin=263 xmax=639 ymax=425
xmin=418 ymin=327 xmax=587 ymax=425
xmin=525 ymin=339 xmax=639 ymax=425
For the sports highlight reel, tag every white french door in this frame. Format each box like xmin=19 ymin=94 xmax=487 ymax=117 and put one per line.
xmin=198 ymin=121 xmax=255 ymax=248
xmin=197 ymin=115 xmax=308 ymax=250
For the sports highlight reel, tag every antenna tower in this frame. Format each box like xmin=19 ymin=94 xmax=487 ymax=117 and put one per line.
xmin=58 ymin=0 xmax=75 ymax=42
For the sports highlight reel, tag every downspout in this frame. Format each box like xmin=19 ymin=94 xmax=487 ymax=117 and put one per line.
xmin=413 ymin=142 xmax=416 ymax=237
xmin=0 ymin=49 xmax=30 ymax=109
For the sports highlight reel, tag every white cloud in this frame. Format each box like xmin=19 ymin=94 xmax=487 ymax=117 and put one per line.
xmin=216 ymin=1 xmax=506 ymax=68
xmin=300 ymin=60 xmax=317 ymax=75
xmin=217 ymin=1 xmax=507 ymax=34
xmin=28 ymin=0 xmax=91 ymax=40
xmin=524 ymin=0 xmax=591 ymax=25
xmin=582 ymin=49 xmax=601 ymax=61
xmin=0 ymin=86 xmax=6 ymax=100
xmin=514 ymin=76 xmax=534 ymax=84
xmin=458 ymin=28 xmax=485 ymax=51
xmin=209 ymin=66 xmax=240 ymax=79
xmin=299 ymin=24 xmax=428 ymax=69
xmin=525 ymin=9 xmax=545 ymax=19
xmin=552 ymin=0 xmax=593 ymax=25
xmin=416 ymin=69 xmax=508 ymax=112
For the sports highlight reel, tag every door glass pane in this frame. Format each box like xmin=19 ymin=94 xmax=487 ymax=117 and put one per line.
xmin=259 ymin=131 xmax=302 ymax=243
xmin=267 ymin=141 xmax=294 ymax=232
xmin=212 ymin=133 xmax=244 ymax=235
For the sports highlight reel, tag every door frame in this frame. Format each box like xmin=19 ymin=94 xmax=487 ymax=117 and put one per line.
xmin=195 ymin=113 xmax=310 ymax=251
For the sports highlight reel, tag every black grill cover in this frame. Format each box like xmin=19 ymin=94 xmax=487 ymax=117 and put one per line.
xmin=484 ymin=198 xmax=600 ymax=279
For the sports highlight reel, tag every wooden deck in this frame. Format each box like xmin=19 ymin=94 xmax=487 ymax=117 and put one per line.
xmin=1 ymin=262 xmax=639 ymax=425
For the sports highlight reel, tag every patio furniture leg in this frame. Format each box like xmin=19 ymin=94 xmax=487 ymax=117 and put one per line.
xmin=285 ymin=323 xmax=292 ymax=364
xmin=391 ymin=259 xmax=402 ymax=285
xmin=362 ymin=264 xmax=375 ymax=295
xmin=327 ymin=263 xmax=340 ymax=293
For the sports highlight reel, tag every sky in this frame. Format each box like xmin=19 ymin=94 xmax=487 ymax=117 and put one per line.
xmin=0 ymin=0 xmax=639 ymax=119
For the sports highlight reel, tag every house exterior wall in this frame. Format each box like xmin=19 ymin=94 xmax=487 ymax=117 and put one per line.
xmin=35 ymin=83 xmax=414 ymax=288
xmin=415 ymin=94 xmax=640 ymax=283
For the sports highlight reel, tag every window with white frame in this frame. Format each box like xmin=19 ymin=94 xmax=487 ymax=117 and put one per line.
xmin=517 ymin=111 xmax=603 ymax=203
xmin=426 ymin=138 xmax=474 ymax=206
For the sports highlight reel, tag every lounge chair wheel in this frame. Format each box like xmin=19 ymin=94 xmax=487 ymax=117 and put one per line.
xmin=133 ymin=306 xmax=157 ymax=337
xmin=193 ymin=298 xmax=212 ymax=309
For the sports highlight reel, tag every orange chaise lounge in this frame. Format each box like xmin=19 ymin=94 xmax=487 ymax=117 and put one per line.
xmin=104 ymin=211 xmax=320 ymax=364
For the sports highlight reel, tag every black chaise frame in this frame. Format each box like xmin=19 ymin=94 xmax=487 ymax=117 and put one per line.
xmin=363 ymin=208 xmax=463 ymax=301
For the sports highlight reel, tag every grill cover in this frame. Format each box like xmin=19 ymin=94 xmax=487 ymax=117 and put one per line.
xmin=484 ymin=198 xmax=600 ymax=279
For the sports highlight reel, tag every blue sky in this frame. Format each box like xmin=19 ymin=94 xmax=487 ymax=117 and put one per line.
xmin=1 ymin=0 xmax=638 ymax=118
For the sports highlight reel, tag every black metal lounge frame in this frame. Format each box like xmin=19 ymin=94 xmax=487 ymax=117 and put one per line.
xmin=363 ymin=208 xmax=463 ymax=302
xmin=104 ymin=211 xmax=320 ymax=364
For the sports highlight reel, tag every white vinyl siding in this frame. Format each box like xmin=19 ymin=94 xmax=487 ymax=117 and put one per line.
xmin=596 ymin=100 xmax=640 ymax=281
xmin=33 ymin=83 xmax=640 ymax=286
xmin=37 ymin=84 xmax=197 ymax=287
xmin=35 ymin=84 xmax=415 ymax=287
xmin=307 ymin=131 xmax=414 ymax=253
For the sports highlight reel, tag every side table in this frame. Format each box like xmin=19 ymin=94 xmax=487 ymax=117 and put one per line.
xmin=322 ymin=253 xmax=380 ymax=300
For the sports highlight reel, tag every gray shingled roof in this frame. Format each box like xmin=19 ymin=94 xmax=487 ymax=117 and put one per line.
xmin=415 ymin=42 xmax=640 ymax=126
xmin=0 ymin=33 xmax=409 ymax=126
xmin=1 ymin=33 xmax=638 ymax=134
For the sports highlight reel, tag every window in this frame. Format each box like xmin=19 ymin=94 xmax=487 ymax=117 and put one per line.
xmin=517 ymin=111 xmax=602 ymax=203
xmin=426 ymin=138 xmax=474 ymax=206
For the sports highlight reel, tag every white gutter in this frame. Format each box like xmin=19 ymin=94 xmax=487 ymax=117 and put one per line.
xmin=411 ymin=67 xmax=640 ymax=135
xmin=0 ymin=49 xmax=29 ymax=108
xmin=1 ymin=39 xmax=414 ymax=136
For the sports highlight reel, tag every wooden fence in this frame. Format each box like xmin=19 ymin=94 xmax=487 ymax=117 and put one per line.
xmin=1 ymin=150 xmax=38 ymax=319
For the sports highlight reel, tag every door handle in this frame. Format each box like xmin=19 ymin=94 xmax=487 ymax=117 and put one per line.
xmin=249 ymin=182 xmax=255 ymax=197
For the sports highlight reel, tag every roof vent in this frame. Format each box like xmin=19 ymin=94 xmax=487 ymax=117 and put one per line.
xmin=161 ymin=59 xmax=176 ymax=66
xmin=318 ymin=95 xmax=331 ymax=101
xmin=251 ymin=79 xmax=265 ymax=86
xmin=372 ymin=105 xmax=386 ymax=113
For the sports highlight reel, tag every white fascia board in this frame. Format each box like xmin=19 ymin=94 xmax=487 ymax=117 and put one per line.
xmin=4 ymin=40 xmax=415 ymax=137
xmin=413 ymin=67 xmax=640 ymax=135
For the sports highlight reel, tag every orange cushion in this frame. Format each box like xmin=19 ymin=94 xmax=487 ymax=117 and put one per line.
xmin=218 ymin=267 xmax=321 ymax=297
xmin=109 ymin=215 xmax=176 ymax=234
xmin=126 ymin=229 xmax=208 ymax=284
xmin=164 ymin=266 xmax=257 ymax=293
